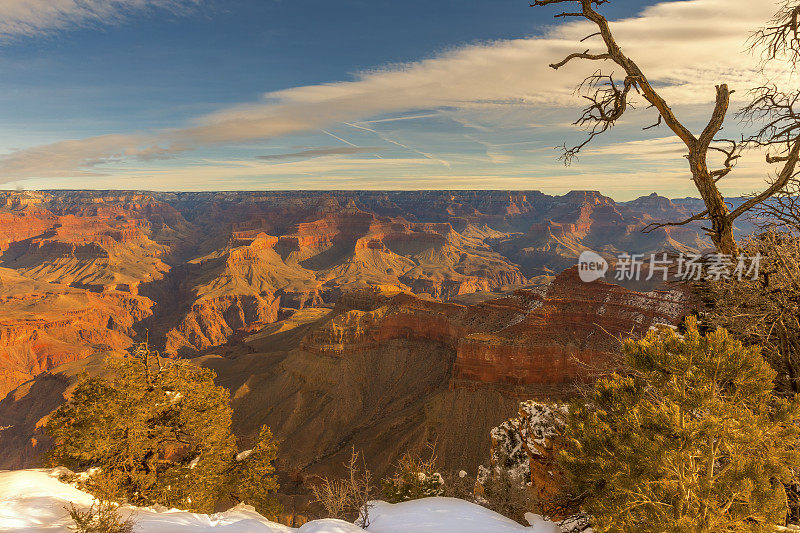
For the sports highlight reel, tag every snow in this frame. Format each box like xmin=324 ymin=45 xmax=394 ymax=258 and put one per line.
xmin=0 ymin=468 xmax=95 ymax=530
xmin=235 ymin=449 xmax=253 ymax=461
xmin=0 ymin=469 xmax=559 ymax=533
xmin=131 ymin=506 xmax=295 ymax=533
xmin=367 ymin=498 xmax=560 ymax=533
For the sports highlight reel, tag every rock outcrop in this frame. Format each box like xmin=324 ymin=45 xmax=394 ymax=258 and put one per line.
xmin=1 ymin=266 xmax=693 ymax=477
xmin=0 ymin=189 xmax=716 ymax=383
xmin=0 ymin=192 xmax=187 ymax=393
xmin=156 ymin=203 xmax=530 ymax=353
xmin=197 ymin=268 xmax=692 ymax=477
xmin=453 ymin=267 xmax=690 ymax=391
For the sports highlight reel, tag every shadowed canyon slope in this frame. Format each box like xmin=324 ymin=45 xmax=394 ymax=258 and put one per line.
xmin=1 ymin=268 xmax=691 ymax=474
xmin=0 ymin=189 xmax=703 ymax=472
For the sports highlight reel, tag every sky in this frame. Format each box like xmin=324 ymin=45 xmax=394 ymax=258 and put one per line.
xmin=0 ymin=0 xmax=791 ymax=199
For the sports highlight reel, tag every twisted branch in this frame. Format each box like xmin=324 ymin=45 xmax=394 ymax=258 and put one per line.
xmin=642 ymin=210 xmax=709 ymax=234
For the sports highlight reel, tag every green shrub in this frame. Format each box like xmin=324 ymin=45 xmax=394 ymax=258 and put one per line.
xmin=381 ymin=452 xmax=444 ymax=503
xmin=66 ymin=501 xmax=134 ymax=533
xmin=229 ymin=425 xmax=282 ymax=519
xmin=47 ymin=341 xmax=244 ymax=512
xmin=561 ymin=317 xmax=800 ymax=532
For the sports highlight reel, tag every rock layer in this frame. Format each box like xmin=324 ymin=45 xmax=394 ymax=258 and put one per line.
xmin=453 ymin=267 xmax=690 ymax=389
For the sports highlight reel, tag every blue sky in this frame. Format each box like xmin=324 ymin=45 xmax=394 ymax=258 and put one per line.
xmin=0 ymin=0 xmax=786 ymax=198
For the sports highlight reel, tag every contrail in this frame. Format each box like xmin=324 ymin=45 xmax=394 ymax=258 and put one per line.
xmin=319 ymin=129 xmax=358 ymax=147
xmin=344 ymin=122 xmax=451 ymax=169
xmin=319 ymin=129 xmax=383 ymax=159
xmin=360 ymin=113 xmax=440 ymax=124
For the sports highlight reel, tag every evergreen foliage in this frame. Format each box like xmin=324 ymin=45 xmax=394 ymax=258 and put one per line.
xmin=561 ymin=317 xmax=800 ymax=532
xmin=229 ymin=425 xmax=282 ymax=519
xmin=46 ymin=341 xmax=278 ymax=513
xmin=699 ymin=232 xmax=800 ymax=396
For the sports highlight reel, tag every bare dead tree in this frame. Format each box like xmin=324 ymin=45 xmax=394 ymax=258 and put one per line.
xmin=741 ymin=86 xmax=800 ymax=231
xmin=311 ymin=448 xmax=375 ymax=528
xmin=741 ymin=1 xmax=800 ymax=233
xmin=751 ymin=0 xmax=800 ymax=65
xmin=751 ymin=179 xmax=800 ymax=232
xmin=531 ymin=0 xmax=800 ymax=255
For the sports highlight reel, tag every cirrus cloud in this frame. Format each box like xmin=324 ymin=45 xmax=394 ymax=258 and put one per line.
xmin=0 ymin=0 xmax=784 ymax=184
xmin=0 ymin=0 xmax=197 ymax=40
xmin=257 ymin=147 xmax=385 ymax=161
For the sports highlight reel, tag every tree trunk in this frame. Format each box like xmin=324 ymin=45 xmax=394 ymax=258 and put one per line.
xmin=689 ymin=154 xmax=738 ymax=256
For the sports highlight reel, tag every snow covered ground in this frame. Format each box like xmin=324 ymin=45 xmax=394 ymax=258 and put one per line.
xmin=0 ymin=469 xmax=560 ymax=533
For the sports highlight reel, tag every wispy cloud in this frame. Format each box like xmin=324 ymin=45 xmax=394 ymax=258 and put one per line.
xmin=344 ymin=122 xmax=451 ymax=168
xmin=0 ymin=0 xmax=197 ymax=40
xmin=360 ymin=113 xmax=442 ymax=124
xmin=0 ymin=0 xmax=782 ymax=183
xmin=583 ymin=137 xmax=689 ymax=160
xmin=0 ymin=133 xmax=184 ymax=177
xmin=257 ymin=146 xmax=384 ymax=161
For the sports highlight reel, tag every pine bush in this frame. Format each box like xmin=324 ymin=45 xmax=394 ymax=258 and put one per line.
xmin=66 ymin=501 xmax=134 ymax=533
xmin=46 ymin=341 xmax=259 ymax=513
xmin=561 ymin=317 xmax=800 ymax=532
xmin=229 ymin=425 xmax=282 ymax=519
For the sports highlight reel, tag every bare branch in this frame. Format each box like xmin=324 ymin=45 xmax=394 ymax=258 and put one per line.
xmin=641 ymin=210 xmax=709 ymax=234
xmin=768 ymin=153 xmax=793 ymax=163
xmin=730 ymin=138 xmax=800 ymax=221
xmin=739 ymin=86 xmax=800 ymax=149
xmin=531 ymin=0 xmax=608 ymax=6
xmin=750 ymin=0 xmax=800 ymax=65
xmin=550 ymin=50 xmax=612 ymax=69
xmin=533 ymin=0 xmax=697 ymax=149
xmin=559 ymin=72 xmax=635 ymax=164
xmin=643 ymin=114 xmax=662 ymax=131
xmin=531 ymin=0 xmax=581 ymax=6
xmin=750 ymin=178 xmax=800 ymax=231
xmin=697 ymin=85 xmax=731 ymax=153
xmin=708 ymin=139 xmax=742 ymax=181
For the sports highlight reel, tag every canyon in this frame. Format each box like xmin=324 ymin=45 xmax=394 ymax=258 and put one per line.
xmin=0 ymin=190 xmax=706 ymax=474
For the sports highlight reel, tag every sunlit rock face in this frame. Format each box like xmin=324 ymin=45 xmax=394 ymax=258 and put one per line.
xmin=453 ymin=267 xmax=691 ymax=389
xmin=0 ymin=188 xmax=701 ymax=387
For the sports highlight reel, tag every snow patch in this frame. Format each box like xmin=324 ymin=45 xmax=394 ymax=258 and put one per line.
xmin=0 ymin=469 xmax=558 ymax=532
xmin=236 ymin=449 xmax=253 ymax=461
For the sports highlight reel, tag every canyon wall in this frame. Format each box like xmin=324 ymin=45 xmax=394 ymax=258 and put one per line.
xmin=0 ymin=189 xmax=710 ymax=392
xmin=199 ymin=266 xmax=692 ymax=477
xmin=0 ymin=189 xmax=708 ymax=472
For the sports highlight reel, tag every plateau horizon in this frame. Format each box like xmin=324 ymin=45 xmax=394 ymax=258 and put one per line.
xmin=0 ymin=188 xmax=720 ymax=203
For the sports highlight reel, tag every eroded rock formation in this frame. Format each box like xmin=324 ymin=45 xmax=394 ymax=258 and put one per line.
xmin=0 ymin=189 xmax=708 ymax=473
